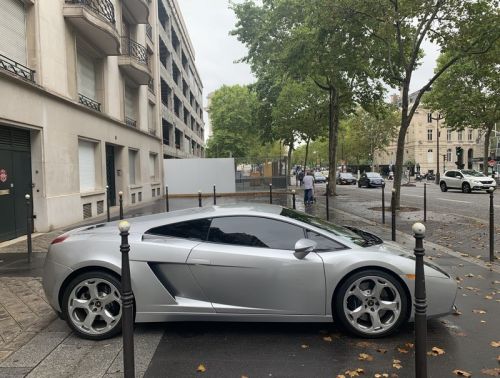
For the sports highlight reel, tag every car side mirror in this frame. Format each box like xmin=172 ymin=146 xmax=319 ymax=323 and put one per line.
xmin=294 ymin=239 xmax=317 ymax=260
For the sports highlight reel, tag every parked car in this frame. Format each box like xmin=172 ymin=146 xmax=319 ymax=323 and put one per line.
xmin=43 ymin=205 xmax=456 ymax=340
xmin=313 ymin=172 xmax=327 ymax=183
xmin=337 ymin=172 xmax=357 ymax=185
xmin=358 ymin=172 xmax=385 ymax=188
xmin=439 ymin=169 xmax=497 ymax=193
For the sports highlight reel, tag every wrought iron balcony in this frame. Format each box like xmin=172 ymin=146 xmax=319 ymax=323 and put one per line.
xmin=119 ymin=37 xmax=151 ymax=84
xmin=65 ymin=0 xmax=115 ymax=24
xmin=79 ymin=93 xmax=101 ymax=111
xmin=125 ymin=117 xmax=137 ymax=127
xmin=121 ymin=37 xmax=148 ymax=65
xmin=0 ymin=53 xmax=35 ymax=82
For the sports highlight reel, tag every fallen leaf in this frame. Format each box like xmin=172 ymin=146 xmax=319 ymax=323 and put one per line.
xmin=485 ymin=296 xmax=494 ymax=300
xmin=405 ymin=343 xmax=414 ymax=349
xmin=397 ymin=348 xmax=409 ymax=354
xmin=428 ymin=347 xmax=446 ymax=356
xmin=196 ymin=364 xmax=206 ymax=373
xmin=336 ymin=375 xmax=346 ymax=378
xmin=491 ymin=341 xmax=500 ymax=348
xmin=453 ymin=369 xmax=472 ymax=377
xmin=392 ymin=359 xmax=402 ymax=369
xmin=473 ymin=309 xmax=487 ymax=314
xmin=356 ymin=341 xmax=375 ymax=348
xmin=480 ymin=368 xmax=500 ymax=376
xmin=453 ymin=309 xmax=462 ymax=316
xmin=374 ymin=374 xmax=389 ymax=378
xmin=323 ymin=336 xmax=333 ymax=342
xmin=376 ymin=348 xmax=388 ymax=354
xmin=301 ymin=344 xmax=309 ymax=349
xmin=358 ymin=353 xmax=373 ymax=361
xmin=344 ymin=368 xmax=365 ymax=377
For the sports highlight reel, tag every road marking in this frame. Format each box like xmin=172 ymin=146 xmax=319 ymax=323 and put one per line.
xmin=436 ymin=198 xmax=471 ymax=204
xmin=402 ymin=194 xmax=424 ymax=198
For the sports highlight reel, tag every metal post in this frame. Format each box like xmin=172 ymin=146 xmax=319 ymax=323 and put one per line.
xmin=213 ymin=185 xmax=216 ymax=205
xmin=118 ymin=221 xmax=135 ymax=378
xmin=326 ymin=183 xmax=330 ymax=221
xmin=292 ymin=190 xmax=296 ymax=210
xmin=381 ymin=183 xmax=385 ymax=224
xmin=413 ymin=222 xmax=428 ymax=378
xmin=106 ymin=185 xmax=110 ymax=222
xmin=25 ymin=194 xmax=32 ymax=264
xmin=424 ymin=183 xmax=427 ymax=222
xmin=165 ymin=186 xmax=169 ymax=212
xmin=119 ymin=191 xmax=123 ymax=220
xmin=269 ymin=183 xmax=273 ymax=204
xmin=391 ymin=189 xmax=396 ymax=242
xmin=198 ymin=190 xmax=202 ymax=207
xmin=488 ymin=187 xmax=495 ymax=262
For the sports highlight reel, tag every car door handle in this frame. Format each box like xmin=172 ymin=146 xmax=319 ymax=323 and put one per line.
xmin=189 ymin=258 xmax=211 ymax=266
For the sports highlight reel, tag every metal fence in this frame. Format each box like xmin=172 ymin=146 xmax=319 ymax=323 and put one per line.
xmin=234 ymin=156 xmax=288 ymax=192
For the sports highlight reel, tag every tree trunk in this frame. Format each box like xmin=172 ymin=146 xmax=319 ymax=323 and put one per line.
xmin=304 ymin=138 xmax=310 ymax=169
xmin=483 ymin=125 xmax=493 ymax=175
xmin=327 ymin=87 xmax=340 ymax=197
xmin=287 ymin=141 xmax=294 ymax=185
xmin=393 ymin=84 xmax=410 ymax=209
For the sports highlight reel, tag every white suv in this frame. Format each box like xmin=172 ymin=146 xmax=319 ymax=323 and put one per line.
xmin=440 ymin=169 xmax=497 ymax=193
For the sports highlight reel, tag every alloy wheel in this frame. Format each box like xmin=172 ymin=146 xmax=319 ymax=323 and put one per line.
xmin=342 ymin=275 xmax=401 ymax=335
xmin=67 ymin=278 xmax=122 ymax=336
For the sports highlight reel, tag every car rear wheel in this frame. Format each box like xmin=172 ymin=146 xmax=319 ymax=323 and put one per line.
xmin=440 ymin=182 xmax=448 ymax=192
xmin=62 ymin=271 xmax=124 ymax=340
xmin=358 ymin=182 xmax=361 ymax=188
xmin=334 ymin=270 xmax=408 ymax=338
xmin=462 ymin=183 xmax=471 ymax=193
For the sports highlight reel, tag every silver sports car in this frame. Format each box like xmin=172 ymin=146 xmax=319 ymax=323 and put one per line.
xmin=43 ymin=204 xmax=457 ymax=340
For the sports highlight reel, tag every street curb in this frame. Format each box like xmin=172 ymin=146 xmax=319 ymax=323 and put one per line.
xmin=333 ymin=207 xmax=500 ymax=273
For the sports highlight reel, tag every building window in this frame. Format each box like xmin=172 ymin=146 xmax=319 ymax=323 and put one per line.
xmin=124 ymin=85 xmax=137 ymax=127
xmin=458 ymin=130 xmax=463 ymax=141
xmin=468 ymin=129 xmax=473 ymax=141
xmin=427 ymin=149 xmax=433 ymax=163
xmin=78 ymin=140 xmax=98 ymax=192
xmin=77 ymin=51 xmax=97 ymax=102
xmin=149 ymin=153 xmax=158 ymax=181
xmin=447 ymin=149 xmax=452 ymax=163
xmin=0 ymin=0 xmax=27 ymax=65
xmin=148 ymin=103 xmax=156 ymax=135
xmin=129 ymin=149 xmax=139 ymax=185
xmin=447 ymin=129 xmax=452 ymax=141
xmin=427 ymin=129 xmax=433 ymax=141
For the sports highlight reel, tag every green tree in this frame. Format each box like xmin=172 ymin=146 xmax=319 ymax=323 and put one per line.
xmin=232 ymin=0 xmax=385 ymax=196
xmin=205 ymin=85 xmax=259 ymax=158
xmin=338 ymin=0 xmax=500 ymax=206
xmin=424 ymin=48 xmax=500 ymax=174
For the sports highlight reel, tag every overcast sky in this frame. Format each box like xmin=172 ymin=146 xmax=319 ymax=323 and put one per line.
xmin=177 ymin=0 xmax=441 ymax=106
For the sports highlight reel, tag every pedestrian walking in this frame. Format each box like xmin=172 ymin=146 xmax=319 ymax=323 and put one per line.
xmin=303 ymin=171 xmax=314 ymax=205
xmin=298 ymin=170 xmax=305 ymax=187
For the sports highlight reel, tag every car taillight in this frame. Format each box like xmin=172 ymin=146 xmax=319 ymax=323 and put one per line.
xmin=51 ymin=235 xmax=69 ymax=245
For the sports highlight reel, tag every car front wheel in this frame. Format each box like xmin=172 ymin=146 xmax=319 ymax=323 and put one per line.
xmin=62 ymin=271 xmax=124 ymax=340
xmin=334 ymin=270 xmax=408 ymax=338
xmin=440 ymin=182 xmax=448 ymax=192
xmin=462 ymin=183 xmax=471 ymax=193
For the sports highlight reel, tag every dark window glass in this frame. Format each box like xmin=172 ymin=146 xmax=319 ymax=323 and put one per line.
xmin=145 ymin=218 xmax=212 ymax=241
xmin=445 ymin=171 xmax=456 ymax=178
xmin=306 ymin=230 xmax=345 ymax=251
xmin=208 ymin=216 xmax=304 ymax=250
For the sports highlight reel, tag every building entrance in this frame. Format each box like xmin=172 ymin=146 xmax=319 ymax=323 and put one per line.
xmin=106 ymin=145 xmax=116 ymax=206
xmin=0 ymin=126 xmax=32 ymax=242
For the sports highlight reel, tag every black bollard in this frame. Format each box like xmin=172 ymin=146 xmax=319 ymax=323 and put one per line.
xmin=198 ymin=190 xmax=202 ymax=207
xmin=488 ymin=187 xmax=495 ymax=262
xmin=165 ymin=186 xmax=169 ymax=212
xmin=119 ymin=191 xmax=124 ymax=220
xmin=391 ymin=189 xmax=396 ymax=242
xmin=412 ymin=222 xmax=428 ymax=378
xmin=381 ymin=183 xmax=386 ymax=224
xmin=106 ymin=185 xmax=110 ymax=222
xmin=213 ymin=185 xmax=217 ymax=205
xmin=423 ymin=183 xmax=427 ymax=222
xmin=118 ymin=221 xmax=135 ymax=378
xmin=269 ymin=183 xmax=273 ymax=204
xmin=25 ymin=194 xmax=32 ymax=263
xmin=292 ymin=190 xmax=296 ymax=210
xmin=326 ymin=183 xmax=330 ymax=221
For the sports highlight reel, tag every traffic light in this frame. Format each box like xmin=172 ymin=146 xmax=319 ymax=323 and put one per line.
xmin=427 ymin=113 xmax=432 ymax=123
xmin=456 ymin=146 xmax=463 ymax=157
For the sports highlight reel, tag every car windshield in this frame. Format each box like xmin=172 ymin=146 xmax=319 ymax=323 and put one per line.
xmin=280 ymin=208 xmax=366 ymax=247
xmin=366 ymin=173 xmax=381 ymax=178
xmin=340 ymin=173 xmax=353 ymax=178
xmin=314 ymin=172 xmax=323 ymax=177
xmin=461 ymin=170 xmax=485 ymax=177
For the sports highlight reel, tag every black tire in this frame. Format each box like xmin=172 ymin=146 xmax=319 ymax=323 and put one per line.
xmin=462 ymin=183 xmax=471 ymax=193
xmin=358 ymin=182 xmax=362 ymax=188
xmin=333 ymin=269 xmax=409 ymax=338
xmin=440 ymin=182 xmax=448 ymax=192
xmin=62 ymin=271 xmax=127 ymax=340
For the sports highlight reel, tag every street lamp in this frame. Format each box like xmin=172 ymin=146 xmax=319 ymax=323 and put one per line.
xmin=428 ymin=112 xmax=444 ymax=184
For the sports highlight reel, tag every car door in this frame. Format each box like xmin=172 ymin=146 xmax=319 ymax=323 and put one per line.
xmin=443 ymin=171 xmax=456 ymax=188
xmin=187 ymin=216 xmax=326 ymax=315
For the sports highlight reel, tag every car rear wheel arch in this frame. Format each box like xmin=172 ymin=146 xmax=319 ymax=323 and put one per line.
xmin=331 ymin=266 xmax=412 ymax=335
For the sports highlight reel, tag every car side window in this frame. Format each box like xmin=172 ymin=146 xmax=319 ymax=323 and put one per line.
xmin=306 ymin=230 xmax=346 ymax=251
xmin=208 ymin=216 xmax=305 ymax=250
xmin=445 ymin=171 xmax=455 ymax=178
xmin=145 ymin=218 xmax=212 ymax=241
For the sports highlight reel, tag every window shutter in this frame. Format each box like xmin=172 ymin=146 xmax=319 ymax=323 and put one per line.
xmin=125 ymin=86 xmax=136 ymax=120
xmin=0 ymin=0 xmax=27 ymax=64
xmin=77 ymin=53 xmax=96 ymax=100
xmin=79 ymin=141 xmax=96 ymax=192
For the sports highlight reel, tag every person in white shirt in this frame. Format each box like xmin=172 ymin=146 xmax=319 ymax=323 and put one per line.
xmin=303 ymin=171 xmax=314 ymax=205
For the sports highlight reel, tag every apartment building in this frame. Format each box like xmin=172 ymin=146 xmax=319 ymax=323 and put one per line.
xmin=0 ymin=0 xmax=164 ymax=241
xmin=374 ymin=94 xmax=485 ymax=175
xmin=157 ymin=0 xmax=205 ymax=159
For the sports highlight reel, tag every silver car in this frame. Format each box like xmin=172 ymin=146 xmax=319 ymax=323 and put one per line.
xmin=43 ymin=204 xmax=457 ymax=340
